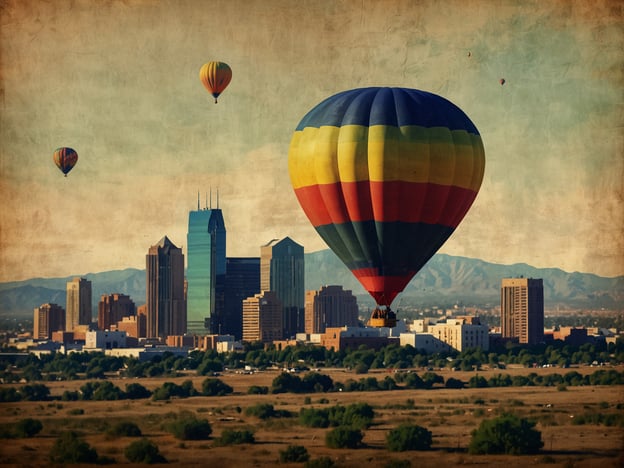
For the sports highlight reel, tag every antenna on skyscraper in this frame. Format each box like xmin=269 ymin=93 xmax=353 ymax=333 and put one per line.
xmin=209 ymin=187 xmax=212 ymax=210
xmin=197 ymin=191 xmax=200 ymax=211
xmin=217 ymin=187 xmax=219 ymax=209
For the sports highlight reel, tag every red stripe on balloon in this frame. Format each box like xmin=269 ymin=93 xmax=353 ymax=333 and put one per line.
xmin=351 ymin=268 xmax=416 ymax=306
xmin=294 ymin=181 xmax=478 ymax=228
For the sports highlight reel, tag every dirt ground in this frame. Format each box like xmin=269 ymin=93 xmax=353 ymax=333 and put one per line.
xmin=0 ymin=365 xmax=622 ymax=467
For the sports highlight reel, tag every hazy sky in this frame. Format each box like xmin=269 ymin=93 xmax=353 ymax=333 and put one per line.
xmin=1 ymin=0 xmax=622 ymax=282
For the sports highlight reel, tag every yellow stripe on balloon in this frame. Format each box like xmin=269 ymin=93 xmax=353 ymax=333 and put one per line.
xmin=289 ymin=125 xmax=484 ymax=191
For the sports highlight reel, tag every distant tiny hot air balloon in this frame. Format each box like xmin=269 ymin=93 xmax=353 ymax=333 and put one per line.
xmin=53 ymin=147 xmax=78 ymax=177
xmin=467 ymin=51 xmax=472 ymax=57
xmin=499 ymin=78 xmax=506 ymax=85
xmin=199 ymin=61 xmax=232 ymax=103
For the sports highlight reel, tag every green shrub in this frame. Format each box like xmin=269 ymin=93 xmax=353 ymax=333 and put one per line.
xmin=49 ymin=431 xmax=99 ymax=464
xmin=107 ymin=421 xmax=142 ymax=437
xmin=299 ymin=407 xmax=330 ymax=428
xmin=152 ymin=380 xmax=197 ymax=401
xmin=279 ymin=444 xmax=310 ymax=463
xmin=245 ymin=403 xmax=291 ymax=419
xmin=468 ymin=413 xmax=543 ymax=455
xmin=247 ymin=385 xmax=269 ymax=395
xmin=201 ymin=378 xmax=233 ymax=396
xmin=68 ymin=408 xmax=84 ymax=415
xmin=14 ymin=418 xmax=43 ymax=438
xmin=325 ymin=426 xmax=364 ymax=449
xmin=165 ymin=415 xmax=212 ymax=440
xmin=445 ymin=377 xmax=464 ymax=389
xmin=124 ymin=438 xmax=167 ymax=464
xmin=386 ymin=424 xmax=432 ymax=451
xmin=125 ymin=383 xmax=152 ymax=399
xmin=213 ymin=429 xmax=255 ymax=446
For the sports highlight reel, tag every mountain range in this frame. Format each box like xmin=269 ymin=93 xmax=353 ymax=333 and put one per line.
xmin=1 ymin=251 xmax=622 ymax=319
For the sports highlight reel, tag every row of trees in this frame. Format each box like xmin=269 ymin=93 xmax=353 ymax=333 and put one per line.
xmin=2 ymin=368 xmax=623 ymax=403
xmin=1 ymin=338 xmax=622 ymax=384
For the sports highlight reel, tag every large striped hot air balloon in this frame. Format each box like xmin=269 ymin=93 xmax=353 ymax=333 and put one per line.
xmin=199 ymin=61 xmax=232 ymax=103
xmin=53 ymin=147 xmax=78 ymax=177
xmin=288 ymin=87 xmax=485 ymax=327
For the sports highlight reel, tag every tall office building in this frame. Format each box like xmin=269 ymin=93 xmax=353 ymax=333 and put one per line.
xmin=501 ymin=278 xmax=544 ymax=345
xmin=146 ymin=236 xmax=187 ymax=339
xmin=242 ymin=291 xmax=282 ymax=343
xmin=260 ymin=237 xmax=304 ymax=339
xmin=186 ymin=198 xmax=226 ymax=335
xmin=34 ymin=303 xmax=65 ymax=340
xmin=98 ymin=293 xmax=136 ymax=331
xmin=66 ymin=277 xmax=92 ymax=331
xmin=305 ymin=285 xmax=359 ymax=334
xmin=223 ymin=257 xmax=260 ymax=339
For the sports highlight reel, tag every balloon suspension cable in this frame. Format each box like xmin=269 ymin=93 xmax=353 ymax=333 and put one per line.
xmin=214 ymin=98 xmax=218 ymax=104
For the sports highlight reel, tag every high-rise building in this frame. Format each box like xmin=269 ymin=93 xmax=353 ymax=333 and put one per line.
xmin=305 ymin=285 xmax=359 ymax=334
xmin=66 ymin=277 xmax=92 ymax=331
xmin=98 ymin=293 xmax=136 ymax=331
xmin=242 ymin=291 xmax=283 ymax=343
xmin=260 ymin=237 xmax=304 ymax=339
xmin=223 ymin=257 xmax=260 ymax=339
xmin=186 ymin=200 xmax=226 ymax=335
xmin=34 ymin=303 xmax=65 ymax=340
xmin=501 ymin=278 xmax=544 ymax=345
xmin=146 ymin=236 xmax=187 ymax=339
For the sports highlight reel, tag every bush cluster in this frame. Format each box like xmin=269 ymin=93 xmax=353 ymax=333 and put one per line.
xmin=165 ymin=413 xmax=212 ymax=440
xmin=213 ymin=429 xmax=255 ymax=446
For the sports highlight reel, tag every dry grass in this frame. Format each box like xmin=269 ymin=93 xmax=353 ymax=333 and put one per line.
xmin=0 ymin=365 xmax=622 ymax=467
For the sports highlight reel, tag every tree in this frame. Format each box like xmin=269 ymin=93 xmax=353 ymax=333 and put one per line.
xmin=166 ymin=414 xmax=212 ymax=440
xmin=325 ymin=426 xmax=364 ymax=449
xmin=279 ymin=445 xmax=309 ymax=463
xmin=14 ymin=418 xmax=43 ymax=438
xmin=20 ymin=383 xmax=50 ymax=401
xmin=213 ymin=429 xmax=255 ymax=446
xmin=271 ymin=372 xmax=302 ymax=393
xmin=107 ymin=421 xmax=142 ymax=437
xmin=386 ymin=424 xmax=432 ymax=451
xmin=245 ymin=403 xmax=291 ymax=420
xmin=124 ymin=438 xmax=167 ymax=464
xmin=49 ymin=431 xmax=99 ymax=464
xmin=444 ymin=377 xmax=464 ymax=389
xmin=125 ymin=382 xmax=152 ymax=400
xmin=468 ymin=413 xmax=543 ymax=455
xmin=201 ymin=378 xmax=233 ymax=396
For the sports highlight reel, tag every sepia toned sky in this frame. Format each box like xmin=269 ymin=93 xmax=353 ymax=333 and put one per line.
xmin=1 ymin=0 xmax=622 ymax=282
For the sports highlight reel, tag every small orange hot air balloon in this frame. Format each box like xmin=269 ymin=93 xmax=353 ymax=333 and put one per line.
xmin=499 ymin=78 xmax=506 ymax=86
xmin=199 ymin=61 xmax=232 ymax=103
xmin=53 ymin=147 xmax=78 ymax=177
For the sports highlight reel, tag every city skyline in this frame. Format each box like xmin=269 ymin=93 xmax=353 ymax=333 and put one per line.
xmin=1 ymin=0 xmax=622 ymax=283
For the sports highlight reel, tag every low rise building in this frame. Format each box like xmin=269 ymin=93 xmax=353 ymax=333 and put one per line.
xmin=320 ymin=326 xmax=390 ymax=351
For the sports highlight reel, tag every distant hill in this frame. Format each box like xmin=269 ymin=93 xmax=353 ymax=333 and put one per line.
xmin=1 ymin=252 xmax=622 ymax=318
xmin=306 ymin=251 xmax=624 ymax=309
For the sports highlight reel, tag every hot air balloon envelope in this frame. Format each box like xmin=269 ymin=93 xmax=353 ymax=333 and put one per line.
xmin=199 ymin=61 xmax=232 ymax=103
xmin=53 ymin=147 xmax=78 ymax=177
xmin=288 ymin=87 xmax=485 ymax=325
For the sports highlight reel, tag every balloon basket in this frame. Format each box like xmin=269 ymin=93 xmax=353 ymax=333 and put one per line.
xmin=368 ymin=308 xmax=396 ymax=328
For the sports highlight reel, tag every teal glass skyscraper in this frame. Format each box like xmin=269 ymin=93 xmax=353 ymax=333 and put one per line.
xmin=186 ymin=197 xmax=226 ymax=335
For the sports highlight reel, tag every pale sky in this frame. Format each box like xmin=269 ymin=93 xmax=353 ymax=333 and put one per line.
xmin=1 ymin=0 xmax=622 ymax=282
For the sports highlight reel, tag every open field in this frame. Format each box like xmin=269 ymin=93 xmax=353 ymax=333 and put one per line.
xmin=1 ymin=365 xmax=622 ymax=467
